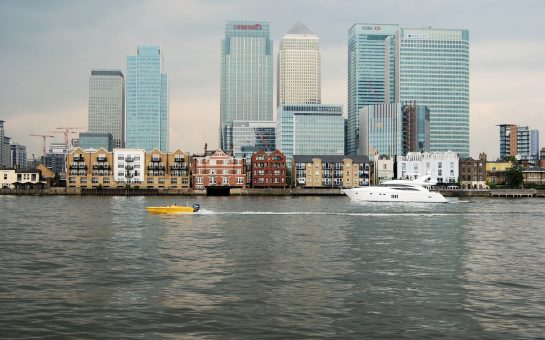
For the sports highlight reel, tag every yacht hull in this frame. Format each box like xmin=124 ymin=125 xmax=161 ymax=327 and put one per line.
xmin=343 ymin=187 xmax=447 ymax=203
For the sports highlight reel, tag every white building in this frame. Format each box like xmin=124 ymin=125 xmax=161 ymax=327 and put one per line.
xmin=113 ymin=149 xmax=145 ymax=185
xmin=89 ymin=70 xmax=125 ymax=148
xmin=277 ymin=21 xmax=321 ymax=106
xmin=397 ymin=151 xmax=459 ymax=184
xmin=1 ymin=169 xmax=42 ymax=189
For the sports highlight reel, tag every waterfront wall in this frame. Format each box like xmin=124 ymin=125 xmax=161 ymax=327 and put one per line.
xmin=1 ymin=187 xmax=544 ymax=197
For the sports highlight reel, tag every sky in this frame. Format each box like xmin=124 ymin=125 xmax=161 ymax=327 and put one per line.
xmin=1 ymin=0 xmax=544 ymax=160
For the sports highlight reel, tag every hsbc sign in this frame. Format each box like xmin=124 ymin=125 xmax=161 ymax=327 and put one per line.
xmin=361 ymin=25 xmax=382 ymax=31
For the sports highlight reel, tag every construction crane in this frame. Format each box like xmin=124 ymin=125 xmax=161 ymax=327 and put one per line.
xmin=30 ymin=134 xmax=55 ymax=159
xmin=55 ymin=127 xmax=84 ymax=146
xmin=257 ymin=131 xmax=271 ymax=153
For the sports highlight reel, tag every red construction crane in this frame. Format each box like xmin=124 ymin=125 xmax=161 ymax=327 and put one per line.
xmin=55 ymin=127 xmax=84 ymax=146
xmin=29 ymin=134 xmax=55 ymax=159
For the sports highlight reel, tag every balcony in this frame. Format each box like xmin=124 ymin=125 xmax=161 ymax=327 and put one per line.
xmin=125 ymin=157 xmax=134 ymax=162
xmin=125 ymin=165 xmax=134 ymax=170
xmin=97 ymin=156 xmax=107 ymax=162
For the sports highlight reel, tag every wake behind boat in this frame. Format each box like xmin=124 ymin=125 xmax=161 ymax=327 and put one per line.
xmin=146 ymin=203 xmax=200 ymax=214
xmin=343 ymin=175 xmax=447 ymax=203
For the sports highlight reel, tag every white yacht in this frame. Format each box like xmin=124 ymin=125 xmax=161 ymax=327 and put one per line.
xmin=343 ymin=175 xmax=447 ymax=203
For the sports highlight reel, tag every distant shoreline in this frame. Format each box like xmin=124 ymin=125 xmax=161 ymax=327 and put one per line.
xmin=1 ymin=188 xmax=543 ymax=198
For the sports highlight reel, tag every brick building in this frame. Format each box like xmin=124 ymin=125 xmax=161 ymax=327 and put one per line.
xmin=192 ymin=150 xmax=246 ymax=190
xmin=251 ymin=149 xmax=287 ymax=188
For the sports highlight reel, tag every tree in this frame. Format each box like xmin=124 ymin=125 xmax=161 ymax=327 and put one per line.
xmin=505 ymin=167 xmax=523 ymax=189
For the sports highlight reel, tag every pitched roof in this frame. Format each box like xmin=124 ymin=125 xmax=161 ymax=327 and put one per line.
xmin=287 ymin=21 xmax=315 ymax=35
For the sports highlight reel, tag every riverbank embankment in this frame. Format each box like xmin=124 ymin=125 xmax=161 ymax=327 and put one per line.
xmin=1 ymin=188 xmax=544 ymax=198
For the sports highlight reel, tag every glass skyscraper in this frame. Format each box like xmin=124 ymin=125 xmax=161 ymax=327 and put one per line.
xmin=126 ymin=46 xmax=168 ymax=152
xmin=278 ymin=104 xmax=344 ymax=166
xmin=530 ymin=129 xmax=539 ymax=164
xmin=399 ymin=28 xmax=469 ymax=157
xmin=347 ymin=24 xmax=470 ymax=157
xmin=220 ymin=21 xmax=273 ymax=151
xmin=88 ymin=70 xmax=125 ymax=148
xmin=358 ymin=102 xmax=430 ymax=158
xmin=278 ymin=21 xmax=321 ymax=106
xmin=347 ymin=24 xmax=398 ymax=155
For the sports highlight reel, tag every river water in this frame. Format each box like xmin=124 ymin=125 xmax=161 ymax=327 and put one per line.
xmin=1 ymin=195 xmax=544 ymax=339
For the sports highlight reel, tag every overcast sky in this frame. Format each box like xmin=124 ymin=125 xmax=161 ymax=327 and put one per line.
xmin=1 ymin=0 xmax=544 ymax=159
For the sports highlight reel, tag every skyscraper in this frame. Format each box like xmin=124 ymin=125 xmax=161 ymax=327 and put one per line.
xmin=88 ymin=70 xmax=125 ymax=148
xmin=126 ymin=46 xmax=168 ymax=151
xmin=399 ymin=28 xmax=469 ymax=157
xmin=220 ymin=21 xmax=273 ymax=151
xmin=359 ymin=102 xmax=430 ymax=158
xmin=347 ymin=24 xmax=398 ymax=155
xmin=278 ymin=21 xmax=321 ymax=106
xmin=347 ymin=24 xmax=470 ymax=157
xmin=278 ymin=104 xmax=344 ymax=166
xmin=0 ymin=120 xmax=10 ymax=168
xmin=10 ymin=143 xmax=26 ymax=169
xmin=530 ymin=129 xmax=540 ymax=164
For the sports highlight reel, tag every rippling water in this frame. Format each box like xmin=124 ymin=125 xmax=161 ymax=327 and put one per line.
xmin=1 ymin=195 xmax=545 ymax=339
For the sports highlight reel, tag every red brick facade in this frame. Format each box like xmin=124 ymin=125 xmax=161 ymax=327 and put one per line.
xmin=251 ymin=149 xmax=287 ymax=188
xmin=192 ymin=150 xmax=246 ymax=190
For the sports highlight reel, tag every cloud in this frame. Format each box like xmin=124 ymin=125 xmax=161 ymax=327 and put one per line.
xmin=1 ymin=0 xmax=545 ymax=158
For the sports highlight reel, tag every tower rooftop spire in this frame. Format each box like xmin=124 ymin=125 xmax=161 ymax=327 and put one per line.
xmin=287 ymin=21 xmax=315 ymax=35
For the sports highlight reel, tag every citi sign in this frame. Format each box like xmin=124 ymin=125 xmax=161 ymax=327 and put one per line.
xmin=234 ymin=23 xmax=263 ymax=30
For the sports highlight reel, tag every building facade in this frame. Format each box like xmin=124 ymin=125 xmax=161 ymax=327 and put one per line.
xmin=0 ymin=168 xmax=42 ymax=189
xmin=44 ymin=142 xmax=69 ymax=174
xmin=459 ymin=153 xmax=487 ymax=189
xmin=79 ymin=132 xmax=114 ymax=151
xmin=144 ymin=148 xmax=190 ymax=189
xmin=277 ymin=104 xmax=344 ymax=166
xmin=292 ymin=155 xmax=370 ymax=188
xmin=530 ymin=129 xmax=539 ymax=164
xmin=10 ymin=143 xmax=27 ymax=169
xmin=347 ymin=25 xmax=470 ymax=157
xmin=251 ymin=149 xmax=288 ymax=188
xmin=347 ymin=24 xmax=398 ymax=155
xmin=126 ymin=46 xmax=168 ymax=151
xmin=228 ymin=121 xmax=276 ymax=159
xmin=66 ymin=147 xmax=190 ymax=189
xmin=522 ymin=166 xmax=545 ymax=186
xmin=399 ymin=28 xmax=470 ymax=157
xmin=359 ymin=102 xmax=430 ymax=158
xmin=192 ymin=150 xmax=246 ymax=190
xmin=373 ymin=155 xmax=395 ymax=185
xmin=499 ymin=124 xmax=530 ymax=161
xmin=67 ymin=147 xmax=114 ymax=188
xmin=0 ymin=120 xmax=10 ymax=168
xmin=88 ymin=70 xmax=125 ymax=148
xmin=277 ymin=21 xmax=321 ymax=106
xmin=220 ymin=21 xmax=273 ymax=151
xmin=485 ymin=160 xmax=513 ymax=186
xmin=397 ymin=151 xmax=459 ymax=184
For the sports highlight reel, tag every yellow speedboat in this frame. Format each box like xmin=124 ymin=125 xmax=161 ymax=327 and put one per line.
xmin=146 ymin=204 xmax=200 ymax=214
